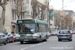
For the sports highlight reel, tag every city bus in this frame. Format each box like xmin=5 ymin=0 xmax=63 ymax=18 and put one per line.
xmin=16 ymin=19 xmax=50 ymax=44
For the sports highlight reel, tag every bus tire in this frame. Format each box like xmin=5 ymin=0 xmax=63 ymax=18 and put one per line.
xmin=20 ymin=41 xmax=23 ymax=44
xmin=46 ymin=35 xmax=48 ymax=39
xmin=4 ymin=41 xmax=7 ymax=45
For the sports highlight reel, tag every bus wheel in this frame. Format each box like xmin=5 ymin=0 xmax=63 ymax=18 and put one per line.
xmin=20 ymin=41 xmax=23 ymax=44
xmin=46 ymin=35 xmax=48 ymax=39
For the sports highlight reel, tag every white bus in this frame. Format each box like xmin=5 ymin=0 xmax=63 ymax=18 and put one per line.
xmin=16 ymin=19 xmax=50 ymax=44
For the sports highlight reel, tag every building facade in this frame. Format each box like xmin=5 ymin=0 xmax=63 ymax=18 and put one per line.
xmin=0 ymin=0 xmax=49 ymax=32
xmin=11 ymin=0 xmax=32 ymax=33
xmin=72 ymin=13 xmax=75 ymax=28
xmin=0 ymin=0 xmax=12 ymax=32
xmin=31 ymin=0 xmax=49 ymax=22
xmin=0 ymin=0 xmax=32 ymax=32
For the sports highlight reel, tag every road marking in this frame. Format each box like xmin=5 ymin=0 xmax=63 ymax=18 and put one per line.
xmin=20 ymin=42 xmax=47 ymax=50
xmin=20 ymin=47 xmax=28 ymax=50
xmin=30 ymin=45 xmax=36 ymax=47
xmin=48 ymin=39 xmax=57 ymax=41
xmin=36 ymin=43 xmax=42 ymax=46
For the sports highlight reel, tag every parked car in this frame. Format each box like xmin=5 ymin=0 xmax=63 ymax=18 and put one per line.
xmin=13 ymin=35 xmax=16 ymax=42
xmin=57 ymin=30 xmax=72 ymax=41
xmin=51 ymin=30 xmax=58 ymax=36
xmin=72 ymin=30 xmax=75 ymax=34
xmin=12 ymin=33 xmax=20 ymax=41
xmin=70 ymin=30 xmax=73 ymax=34
xmin=0 ymin=33 xmax=7 ymax=45
xmin=4 ymin=32 xmax=14 ymax=43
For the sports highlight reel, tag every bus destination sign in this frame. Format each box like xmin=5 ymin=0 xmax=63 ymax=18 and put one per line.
xmin=17 ymin=20 xmax=34 ymax=23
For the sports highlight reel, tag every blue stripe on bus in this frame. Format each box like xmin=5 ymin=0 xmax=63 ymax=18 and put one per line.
xmin=35 ymin=21 xmax=48 ymax=24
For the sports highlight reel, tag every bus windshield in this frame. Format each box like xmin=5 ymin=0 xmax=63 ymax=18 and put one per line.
xmin=17 ymin=24 xmax=35 ymax=33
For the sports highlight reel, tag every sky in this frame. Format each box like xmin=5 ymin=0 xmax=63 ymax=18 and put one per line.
xmin=49 ymin=0 xmax=75 ymax=12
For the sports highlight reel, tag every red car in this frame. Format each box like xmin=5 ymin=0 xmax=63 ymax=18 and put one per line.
xmin=13 ymin=36 xmax=16 ymax=41
xmin=12 ymin=34 xmax=20 ymax=41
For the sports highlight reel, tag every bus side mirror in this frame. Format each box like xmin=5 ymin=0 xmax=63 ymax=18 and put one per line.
xmin=37 ymin=23 xmax=39 ymax=26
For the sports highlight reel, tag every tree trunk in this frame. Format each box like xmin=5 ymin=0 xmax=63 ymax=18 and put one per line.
xmin=2 ymin=7 xmax=5 ymax=32
xmin=0 ymin=7 xmax=5 ymax=32
xmin=0 ymin=18 xmax=3 ymax=32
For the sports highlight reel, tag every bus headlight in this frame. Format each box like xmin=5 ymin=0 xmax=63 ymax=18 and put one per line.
xmin=33 ymin=34 xmax=39 ymax=38
xmin=33 ymin=34 xmax=39 ymax=37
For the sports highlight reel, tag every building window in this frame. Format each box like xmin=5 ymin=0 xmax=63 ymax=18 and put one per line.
xmin=12 ymin=10 xmax=16 ymax=20
xmin=31 ymin=11 xmax=33 ymax=16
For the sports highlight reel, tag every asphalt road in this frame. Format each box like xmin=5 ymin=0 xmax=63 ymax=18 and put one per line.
xmin=0 ymin=34 xmax=75 ymax=50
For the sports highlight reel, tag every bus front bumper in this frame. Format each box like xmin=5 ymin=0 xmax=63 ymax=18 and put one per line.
xmin=19 ymin=37 xmax=40 ymax=42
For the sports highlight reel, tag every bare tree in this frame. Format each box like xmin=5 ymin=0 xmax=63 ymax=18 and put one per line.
xmin=40 ymin=5 xmax=46 ymax=20
xmin=14 ymin=0 xmax=23 ymax=19
xmin=31 ymin=0 xmax=38 ymax=19
xmin=64 ymin=15 xmax=72 ymax=29
xmin=0 ymin=0 xmax=8 ymax=32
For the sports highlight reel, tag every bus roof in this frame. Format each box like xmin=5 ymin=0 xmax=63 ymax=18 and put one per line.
xmin=35 ymin=20 xmax=48 ymax=24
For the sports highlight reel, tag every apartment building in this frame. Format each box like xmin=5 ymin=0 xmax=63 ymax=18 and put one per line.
xmin=37 ymin=0 xmax=49 ymax=7
xmin=31 ymin=0 xmax=49 ymax=21
xmin=0 ymin=0 xmax=49 ymax=32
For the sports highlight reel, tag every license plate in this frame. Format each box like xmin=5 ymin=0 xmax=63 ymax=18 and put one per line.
xmin=62 ymin=37 xmax=66 ymax=38
xmin=24 ymin=39 xmax=28 ymax=41
xmin=16 ymin=37 xmax=19 ymax=39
